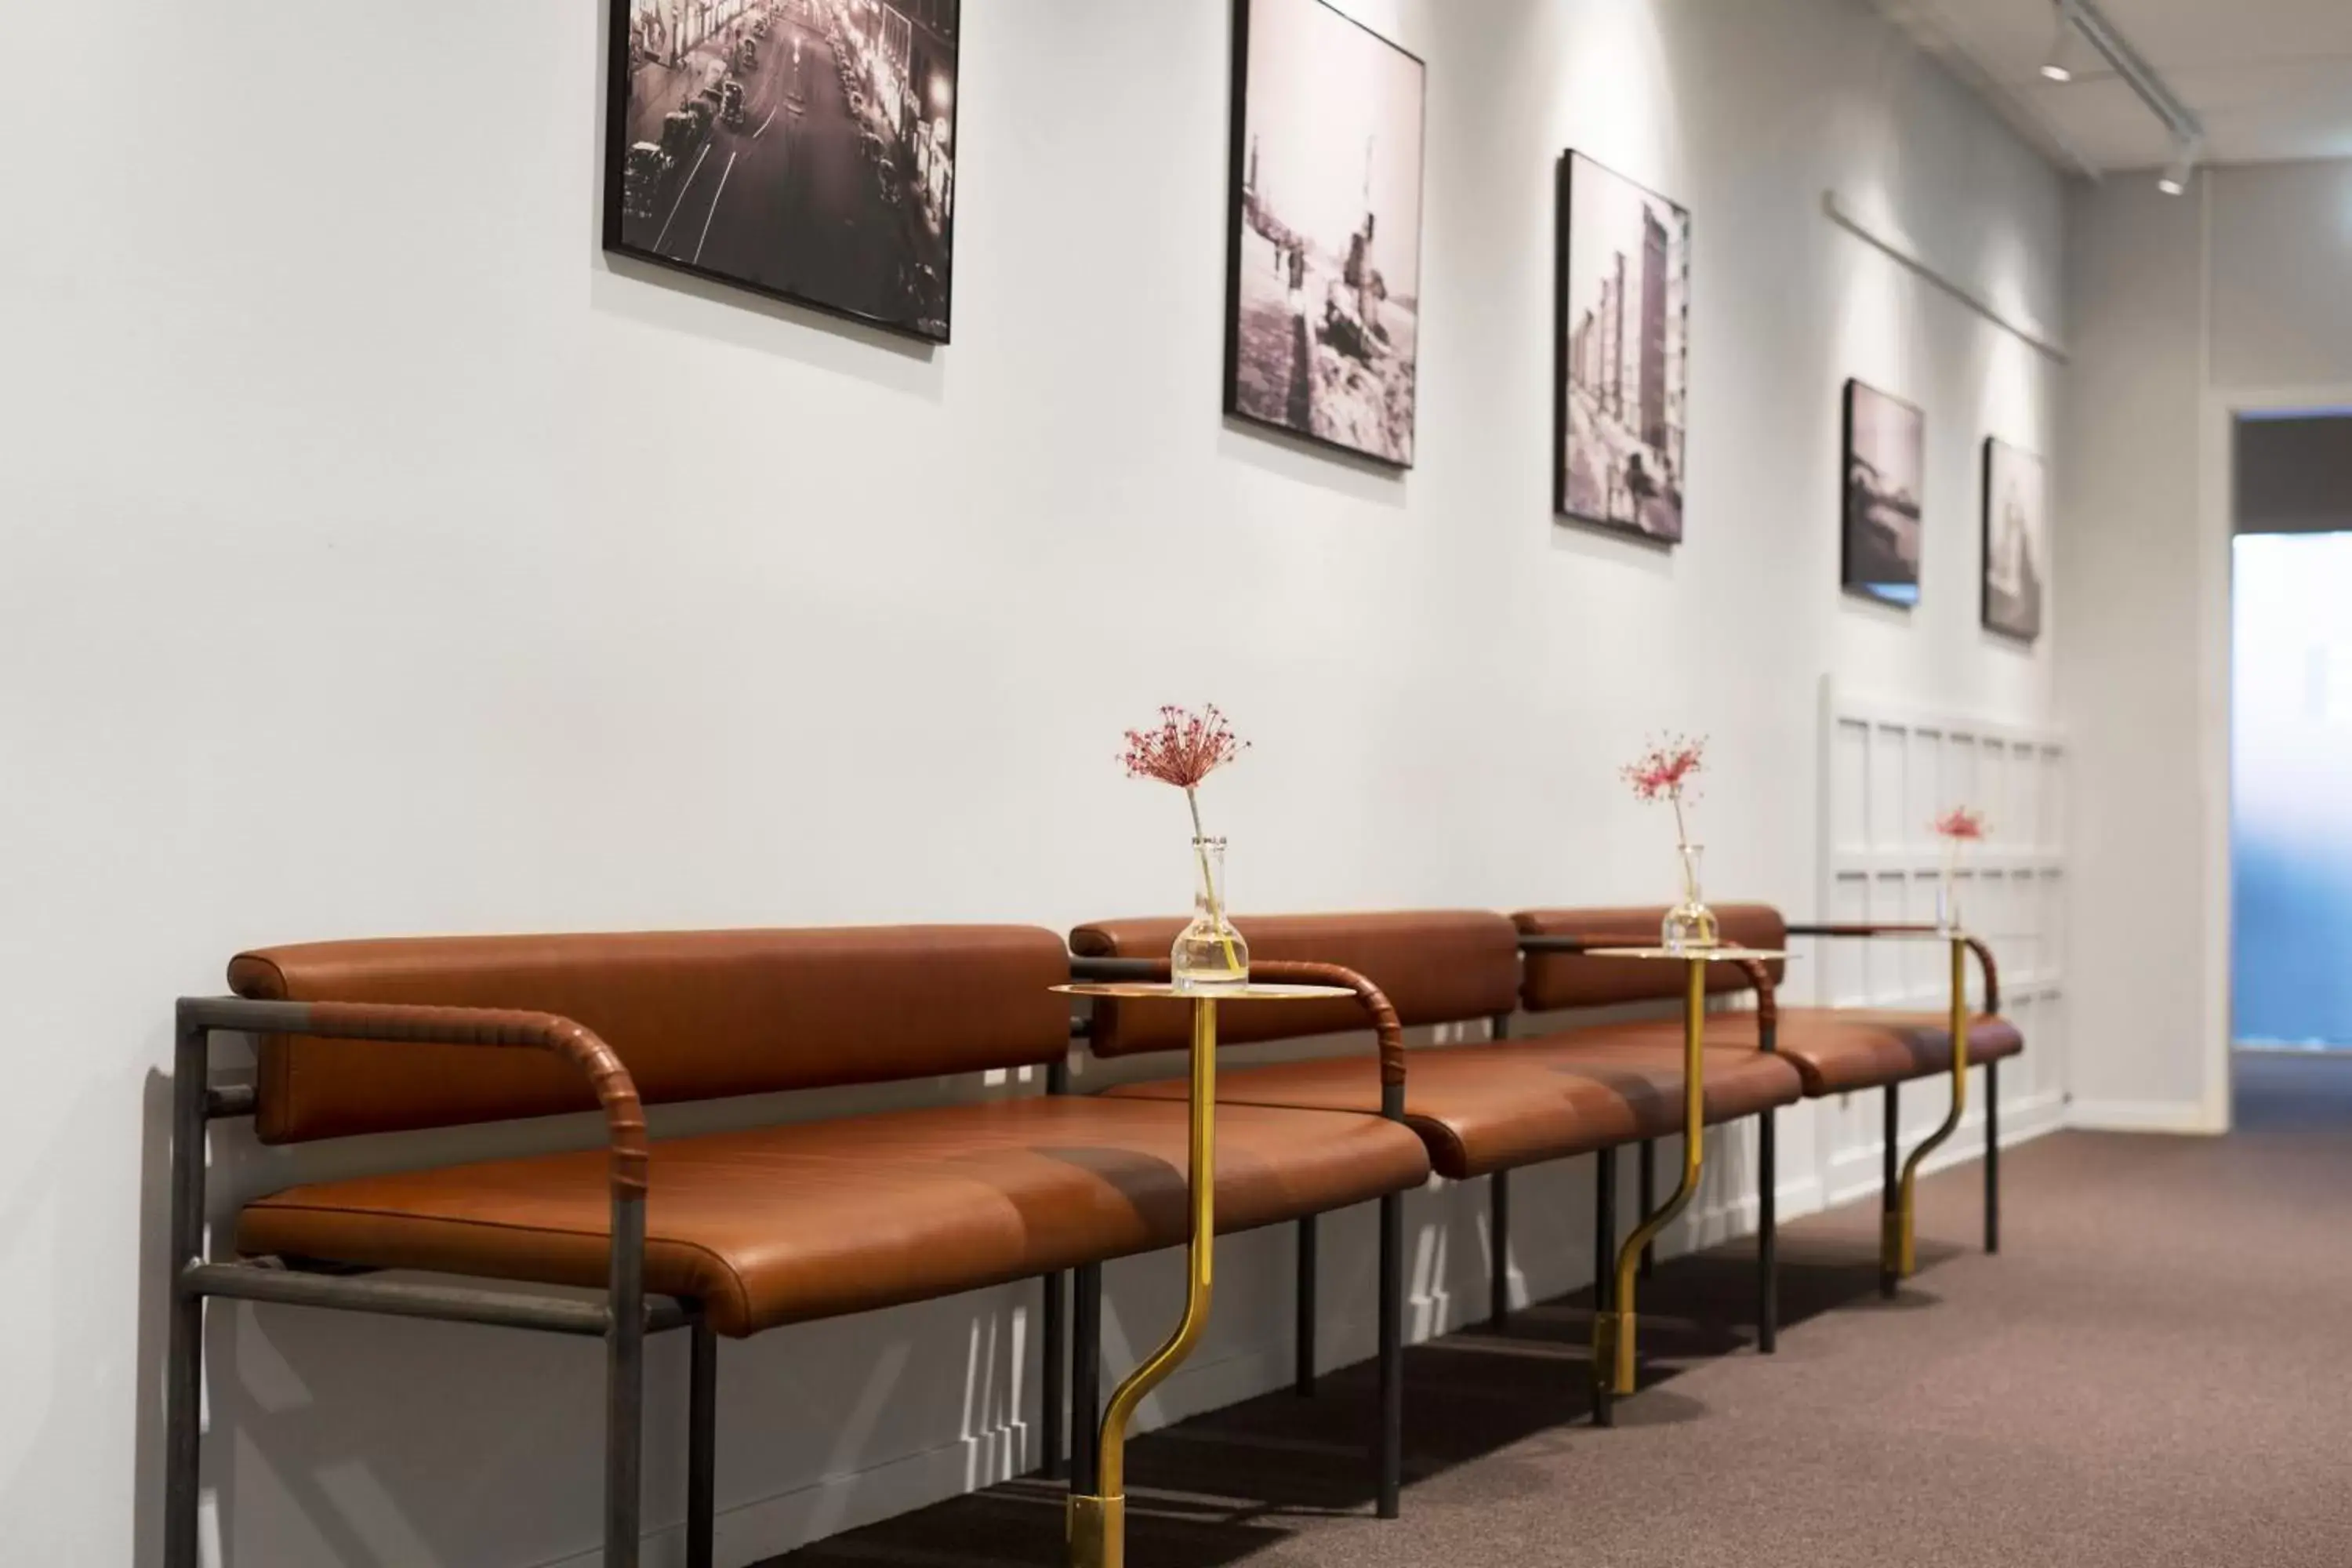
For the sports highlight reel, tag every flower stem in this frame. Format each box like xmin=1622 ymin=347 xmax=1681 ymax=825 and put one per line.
xmin=1185 ymin=787 xmax=1243 ymax=975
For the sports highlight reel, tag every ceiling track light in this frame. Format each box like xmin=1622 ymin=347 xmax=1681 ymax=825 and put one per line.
xmin=2040 ymin=0 xmax=2078 ymax=82
xmin=2059 ymin=0 xmax=2205 ymax=188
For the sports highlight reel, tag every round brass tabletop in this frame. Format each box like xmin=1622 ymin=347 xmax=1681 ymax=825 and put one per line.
xmin=1052 ymin=982 xmax=1356 ymax=1002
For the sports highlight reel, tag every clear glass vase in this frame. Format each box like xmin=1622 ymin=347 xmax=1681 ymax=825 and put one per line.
xmin=1661 ymin=842 xmax=1722 ymax=953
xmin=1937 ymin=841 xmax=1964 ymax=933
xmin=1173 ymin=837 xmax=1250 ymax=990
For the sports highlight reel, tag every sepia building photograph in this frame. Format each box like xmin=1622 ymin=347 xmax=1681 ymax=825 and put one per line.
xmin=1559 ymin=152 xmax=1690 ymax=542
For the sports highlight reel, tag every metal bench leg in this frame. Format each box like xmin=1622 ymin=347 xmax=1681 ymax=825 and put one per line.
xmin=1071 ymin=1262 xmax=1102 ymax=1499
xmin=687 ymin=1312 xmax=717 ymax=1568
xmin=606 ymin=1193 xmax=648 ymax=1567
xmin=1490 ymin=1169 xmax=1511 ymax=1327
xmin=1880 ymin=1083 xmax=1901 ymax=1299
xmin=1985 ymin=1059 xmax=2002 ymax=1254
xmin=1376 ymin=1192 xmax=1403 ymax=1519
xmin=1295 ymin=1215 xmax=1318 ymax=1396
xmin=1592 ymin=1147 xmax=1617 ymax=1428
xmin=1041 ymin=1272 xmax=1067 ymax=1479
xmin=164 ymin=1013 xmax=207 ymax=1568
xmin=1758 ymin=1107 xmax=1779 ymax=1354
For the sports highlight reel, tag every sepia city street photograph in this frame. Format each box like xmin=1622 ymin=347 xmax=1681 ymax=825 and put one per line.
xmin=611 ymin=0 xmax=958 ymax=340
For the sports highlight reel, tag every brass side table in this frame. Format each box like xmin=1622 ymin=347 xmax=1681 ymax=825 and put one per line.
xmin=1582 ymin=946 xmax=1787 ymax=1418
xmin=1052 ymin=980 xmax=1356 ymax=1568
xmin=1853 ymin=930 xmax=1978 ymax=1290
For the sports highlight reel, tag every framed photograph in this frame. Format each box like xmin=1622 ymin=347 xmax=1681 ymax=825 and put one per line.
xmin=1225 ymin=0 xmax=1427 ymax=468
xmin=604 ymin=0 xmax=960 ymax=343
xmin=1983 ymin=437 xmax=2048 ymax=641
xmin=1557 ymin=153 xmax=1691 ymax=542
xmin=1841 ymin=379 xmax=1926 ymax=607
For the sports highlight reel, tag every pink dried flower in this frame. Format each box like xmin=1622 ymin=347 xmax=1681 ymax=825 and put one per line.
xmin=1933 ymin=807 xmax=1988 ymax=841
xmin=1622 ymin=735 xmax=1706 ymax=804
xmin=1121 ymin=705 xmax=1248 ymax=793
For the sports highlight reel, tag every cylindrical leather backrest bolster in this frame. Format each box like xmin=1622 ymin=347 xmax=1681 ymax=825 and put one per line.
xmin=1514 ymin=905 xmax=1788 ymax=1011
xmin=1069 ymin=911 xmax=1521 ymax=1058
xmin=231 ymin=926 xmax=1073 ymax=1144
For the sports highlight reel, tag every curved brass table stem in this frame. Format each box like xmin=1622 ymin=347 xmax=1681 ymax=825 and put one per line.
xmin=1886 ymin=937 xmax=1971 ymax=1282
xmin=1596 ymin=958 xmax=1710 ymax=1397
xmin=1069 ymin=999 xmax=1218 ymax=1568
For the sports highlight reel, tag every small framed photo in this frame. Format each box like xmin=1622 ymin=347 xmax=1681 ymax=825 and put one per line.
xmin=1841 ymin=379 xmax=1926 ymax=607
xmin=1557 ymin=153 xmax=1692 ymax=543
xmin=1224 ymin=0 xmax=1428 ymax=467
xmin=604 ymin=0 xmax=960 ymax=343
xmin=1982 ymin=437 xmax=2048 ymax=641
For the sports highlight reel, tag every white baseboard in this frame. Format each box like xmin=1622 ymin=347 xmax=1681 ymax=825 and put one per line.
xmin=2066 ymin=1097 xmax=2227 ymax=1135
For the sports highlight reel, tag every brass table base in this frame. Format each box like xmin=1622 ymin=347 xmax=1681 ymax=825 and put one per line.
xmin=1592 ymin=1308 xmax=1638 ymax=1396
xmin=1882 ymin=938 xmax=1973 ymax=1286
xmin=1883 ymin=1207 xmax=1914 ymax=1280
xmin=1067 ymin=1493 xmax=1123 ymax=1568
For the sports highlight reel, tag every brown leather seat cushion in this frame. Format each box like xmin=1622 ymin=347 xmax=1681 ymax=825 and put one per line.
xmin=1601 ymin=1007 xmax=2025 ymax=1097
xmin=1108 ymin=1033 xmax=1802 ymax=1180
xmin=237 ymin=1096 xmax=1432 ymax=1338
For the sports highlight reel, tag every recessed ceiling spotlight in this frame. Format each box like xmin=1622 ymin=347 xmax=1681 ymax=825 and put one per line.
xmin=2041 ymin=0 xmax=2078 ymax=82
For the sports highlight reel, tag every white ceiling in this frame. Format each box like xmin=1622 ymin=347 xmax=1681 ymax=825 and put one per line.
xmin=1873 ymin=0 xmax=2352 ymax=173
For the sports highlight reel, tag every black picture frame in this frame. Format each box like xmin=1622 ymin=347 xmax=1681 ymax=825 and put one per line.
xmin=1981 ymin=437 xmax=2048 ymax=643
xmin=1223 ymin=0 xmax=1428 ymax=469
xmin=602 ymin=0 xmax=961 ymax=344
xmin=1840 ymin=379 xmax=1926 ymax=608
xmin=1555 ymin=151 xmax=1693 ymax=543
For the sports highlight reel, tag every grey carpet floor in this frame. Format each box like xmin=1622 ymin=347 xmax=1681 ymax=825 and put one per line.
xmin=771 ymin=1055 xmax=2352 ymax=1566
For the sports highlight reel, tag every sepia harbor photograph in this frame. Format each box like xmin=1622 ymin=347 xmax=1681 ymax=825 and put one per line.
xmin=1225 ymin=0 xmax=1427 ymax=467
xmin=608 ymin=0 xmax=958 ymax=340
xmin=1842 ymin=379 xmax=1926 ymax=607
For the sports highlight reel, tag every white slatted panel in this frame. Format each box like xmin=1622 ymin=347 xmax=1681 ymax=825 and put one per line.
xmin=1813 ymin=680 xmax=2070 ymax=1202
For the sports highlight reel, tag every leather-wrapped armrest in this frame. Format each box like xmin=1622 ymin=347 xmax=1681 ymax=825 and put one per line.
xmin=177 ymin=997 xmax=649 ymax=1197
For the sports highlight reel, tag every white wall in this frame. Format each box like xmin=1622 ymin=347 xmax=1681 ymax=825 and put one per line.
xmin=2060 ymin=155 xmax=2352 ymax=1134
xmin=0 ymin=1 xmax=2064 ymax=1563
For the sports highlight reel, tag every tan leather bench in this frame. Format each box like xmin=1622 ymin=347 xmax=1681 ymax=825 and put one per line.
xmin=1068 ymin=910 xmax=1805 ymax=1428
xmin=161 ymin=926 xmax=1431 ymax=1568
xmin=1515 ymin=905 xmax=2022 ymax=1318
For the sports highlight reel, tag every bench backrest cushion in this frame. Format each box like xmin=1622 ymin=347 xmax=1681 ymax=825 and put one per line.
xmin=1069 ymin=911 xmax=1522 ymax=1058
xmin=1514 ymin=905 xmax=1788 ymax=1011
xmin=230 ymin=926 xmax=1072 ymax=1143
